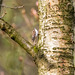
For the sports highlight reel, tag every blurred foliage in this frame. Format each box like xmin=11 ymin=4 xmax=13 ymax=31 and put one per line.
xmin=0 ymin=0 xmax=38 ymax=75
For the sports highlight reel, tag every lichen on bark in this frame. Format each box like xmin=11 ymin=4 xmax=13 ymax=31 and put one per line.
xmin=38 ymin=0 xmax=74 ymax=75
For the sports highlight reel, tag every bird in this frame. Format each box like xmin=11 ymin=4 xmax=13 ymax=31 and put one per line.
xmin=32 ymin=28 xmax=38 ymax=45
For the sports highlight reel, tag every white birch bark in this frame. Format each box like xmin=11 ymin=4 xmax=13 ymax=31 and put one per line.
xmin=37 ymin=0 xmax=74 ymax=75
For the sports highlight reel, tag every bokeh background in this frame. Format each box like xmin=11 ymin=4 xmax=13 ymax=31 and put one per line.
xmin=0 ymin=0 xmax=75 ymax=75
xmin=0 ymin=0 xmax=38 ymax=75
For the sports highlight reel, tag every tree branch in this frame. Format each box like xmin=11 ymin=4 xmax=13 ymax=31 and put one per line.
xmin=0 ymin=18 xmax=36 ymax=58
xmin=0 ymin=0 xmax=3 ymax=12
xmin=0 ymin=4 xmax=24 ymax=9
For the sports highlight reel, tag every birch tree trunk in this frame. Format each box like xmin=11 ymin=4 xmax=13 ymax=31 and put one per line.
xmin=37 ymin=0 xmax=74 ymax=75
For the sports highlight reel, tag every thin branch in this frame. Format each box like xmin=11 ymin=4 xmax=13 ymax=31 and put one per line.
xmin=0 ymin=12 xmax=7 ymax=18
xmin=0 ymin=0 xmax=3 ymax=12
xmin=0 ymin=4 xmax=24 ymax=9
xmin=21 ymin=9 xmax=32 ymax=27
xmin=0 ymin=18 xmax=36 ymax=58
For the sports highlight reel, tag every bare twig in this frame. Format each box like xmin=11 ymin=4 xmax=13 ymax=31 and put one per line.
xmin=0 ymin=4 xmax=24 ymax=9
xmin=21 ymin=9 xmax=32 ymax=27
xmin=0 ymin=0 xmax=3 ymax=12
xmin=0 ymin=12 xmax=7 ymax=18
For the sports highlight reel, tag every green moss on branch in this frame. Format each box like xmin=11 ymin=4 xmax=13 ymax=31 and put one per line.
xmin=0 ymin=18 xmax=36 ymax=58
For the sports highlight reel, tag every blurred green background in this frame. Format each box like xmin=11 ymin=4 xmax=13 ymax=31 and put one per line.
xmin=0 ymin=0 xmax=75 ymax=75
xmin=0 ymin=0 xmax=38 ymax=75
